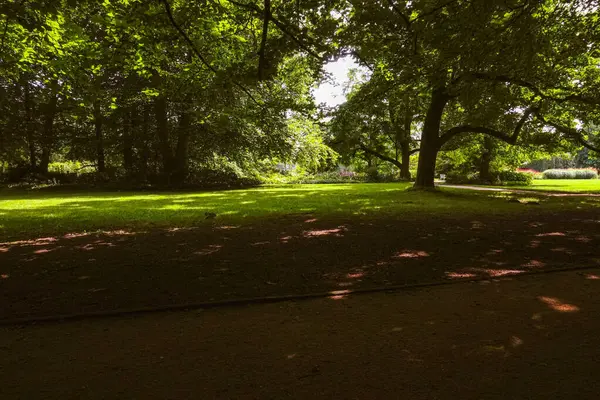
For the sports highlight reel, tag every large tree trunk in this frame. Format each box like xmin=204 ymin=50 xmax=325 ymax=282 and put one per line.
xmin=39 ymin=88 xmax=58 ymax=174
xmin=400 ymin=141 xmax=411 ymax=180
xmin=479 ymin=136 xmax=494 ymax=183
xmin=94 ymin=101 xmax=105 ymax=173
xmin=154 ymin=93 xmax=172 ymax=179
xmin=123 ymin=107 xmax=134 ymax=172
xmin=171 ymin=111 xmax=191 ymax=185
xmin=22 ymin=80 xmax=37 ymax=170
xmin=140 ymin=104 xmax=150 ymax=177
xmin=414 ymin=89 xmax=449 ymax=189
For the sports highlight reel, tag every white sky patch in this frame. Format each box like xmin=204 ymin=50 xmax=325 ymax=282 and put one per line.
xmin=312 ymin=56 xmax=359 ymax=108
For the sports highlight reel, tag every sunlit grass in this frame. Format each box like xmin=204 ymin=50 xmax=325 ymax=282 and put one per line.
xmin=0 ymin=183 xmax=595 ymax=240
xmin=505 ymin=179 xmax=600 ymax=193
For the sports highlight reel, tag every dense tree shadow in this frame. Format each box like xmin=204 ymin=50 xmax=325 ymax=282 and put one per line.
xmin=1 ymin=208 xmax=599 ymax=320
xmin=1 ymin=268 xmax=600 ymax=399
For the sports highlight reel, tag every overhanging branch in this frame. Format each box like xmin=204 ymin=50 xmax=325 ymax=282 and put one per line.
xmin=535 ymin=113 xmax=600 ymax=153
xmin=470 ymin=73 xmax=600 ymax=106
xmin=358 ymin=143 xmax=403 ymax=169
xmin=159 ymin=0 xmax=260 ymax=105
xmin=439 ymin=105 xmax=538 ymax=147
xmin=226 ymin=0 xmax=322 ymax=60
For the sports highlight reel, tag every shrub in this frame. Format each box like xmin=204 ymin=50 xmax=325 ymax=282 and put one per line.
xmin=285 ymin=171 xmax=368 ymax=184
xmin=543 ymin=168 xmax=598 ymax=180
xmin=445 ymin=171 xmax=479 ymax=184
xmin=517 ymin=168 xmax=543 ymax=180
xmin=48 ymin=161 xmax=96 ymax=176
xmin=498 ymin=171 xmax=533 ymax=186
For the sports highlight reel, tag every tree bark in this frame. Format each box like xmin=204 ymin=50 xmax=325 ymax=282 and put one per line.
xmin=171 ymin=111 xmax=191 ymax=184
xmin=139 ymin=104 xmax=151 ymax=178
xmin=123 ymin=107 xmax=134 ymax=172
xmin=400 ymin=141 xmax=411 ymax=180
xmin=414 ymin=89 xmax=449 ymax=188
xmin=22 ymin=79 xmax=37 ymax=169
xmin=479 ymin=136 xmax=494 ymax=183
xmin=39 ymin=87 xmax=58 ymax=174
xmin=94 ymin=101 xmax=105 ymax=173
xmin=154 ymin=91 xmax=172 ymax=178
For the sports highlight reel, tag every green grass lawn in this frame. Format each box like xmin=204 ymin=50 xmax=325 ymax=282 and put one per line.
xmin=521 ymin=179 xmax=600 ymax=193
xmin=1 ymin=182 xmax=581 ymax=240
xmin=448 ymin=179 xmax=600 ymax=193
xmin=1 ymin=182 xmax=599 ymax=240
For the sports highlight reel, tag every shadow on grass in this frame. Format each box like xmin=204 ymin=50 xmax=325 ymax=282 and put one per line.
xmin=0 ymin=207 xmax=599 ymax=320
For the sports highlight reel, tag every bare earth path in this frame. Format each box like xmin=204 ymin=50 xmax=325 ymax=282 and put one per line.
xmin=2 ymin=268 xmax=600 ymax=399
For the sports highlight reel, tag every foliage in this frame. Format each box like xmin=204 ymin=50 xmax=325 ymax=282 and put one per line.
xmin=48 ymin=161 xmax=96 ymax=175
xmin=543 ymin=169 xmax=598 ymax=180
xmin=445 ymin=172 xmax=480 ymax=185
xmin=498 ymin=171 xmax=533 ymax=186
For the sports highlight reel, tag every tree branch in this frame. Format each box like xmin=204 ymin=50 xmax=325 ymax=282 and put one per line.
xmin=386 ymin=0 xmax=411 ymax=29
xmin=439 ymin=105 xmax=538 ymax=147
xmin=159 ymin=0 xmax=260 ymax=105
xmin=226 ymin=0 xmax=322 ymax=60
xmin=535 ymin=114 xmax=600 ymax=153
xmin=410 ymin=0 xmax=460 ymax=23
xmin=470 ymin=72 xmax=600 ymax=106
xmin=257 ymin=0 xmax=270 ymax=80
xmin=358 ymin=143 xmax=403 ymax=169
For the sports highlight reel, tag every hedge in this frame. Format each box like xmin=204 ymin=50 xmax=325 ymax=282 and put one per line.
xmin=542 ymin=169 xmax=598 ymax=180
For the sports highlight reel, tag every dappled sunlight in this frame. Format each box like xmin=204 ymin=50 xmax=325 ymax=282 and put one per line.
xmin=279 ymin=235 xmax=293 ymax=243
xmin=1 ymin=237 xmax=59 ymax=247
xmin=346 ymin=272 xmax=365 ymax=279
xmin=536 ymin=232 xmax=566 ymax=237
xmin=446 ymin=268 xmax=525 ymax=279
xmin=250 ymin=241 xmax=271 ymax=246
xmin=471 ymin=221 xmax=484 ymax=229
xmin=194 ymin=244 xmax=223 ymax=256
xmin=33 ymin=247 xmax=63 ymax=254
xmin=522 ymin=260 xmax=546 ymax=268
xmin=574 ymin=235 xmax=592 ymax=243
xmin=446 ymin=272 xmax=478 ymax=279
xmin=328 ymin=289 xmax=350 ymax=300
xmin=79 ymin=240 xmax=116 ymax=251
xmin=538 ymin=296 xmax=580 ymax=313
xmin=303 ymin=226 xmax=346 ymax=238
xmin=393 ymin=250 xmax=430 ymax=259
xmin=550 ymin=247 xmax=572 ymax=254
xmin=215 ymin=225 xmax=240 ymax=230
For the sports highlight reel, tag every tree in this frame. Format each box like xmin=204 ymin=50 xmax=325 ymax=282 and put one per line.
xmin=330 ymin=73 xmax=421 ymax=179
xmin=339 ymin=0 xmax=600 ymax=188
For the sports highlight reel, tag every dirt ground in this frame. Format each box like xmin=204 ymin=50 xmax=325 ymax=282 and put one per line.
xmin=2 ymin=268 xmax=600 ymax=399
xmin=1 ymin=209 xmax=600 ymax=321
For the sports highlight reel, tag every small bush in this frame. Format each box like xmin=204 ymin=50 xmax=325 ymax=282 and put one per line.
xmin=498 ymin=171 xmax=533 ymax=186
xmin=445 ymin=172 xmax=479 ymax=184
xmin=543 ymin=168 xmax=598 ymax=180
xmin=517 ymin=168 xmax=543 ymax=180
xmin=285 ymin=171 xmax=368 ymax=184
xmin=48 ymin=161 xmax=96 ymax=175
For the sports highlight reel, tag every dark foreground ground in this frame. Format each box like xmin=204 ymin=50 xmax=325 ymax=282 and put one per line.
xmin=2 ymin=268 xmax=600 ymax=399
xmin=1 ymin=209 xmax=599 ymax=321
